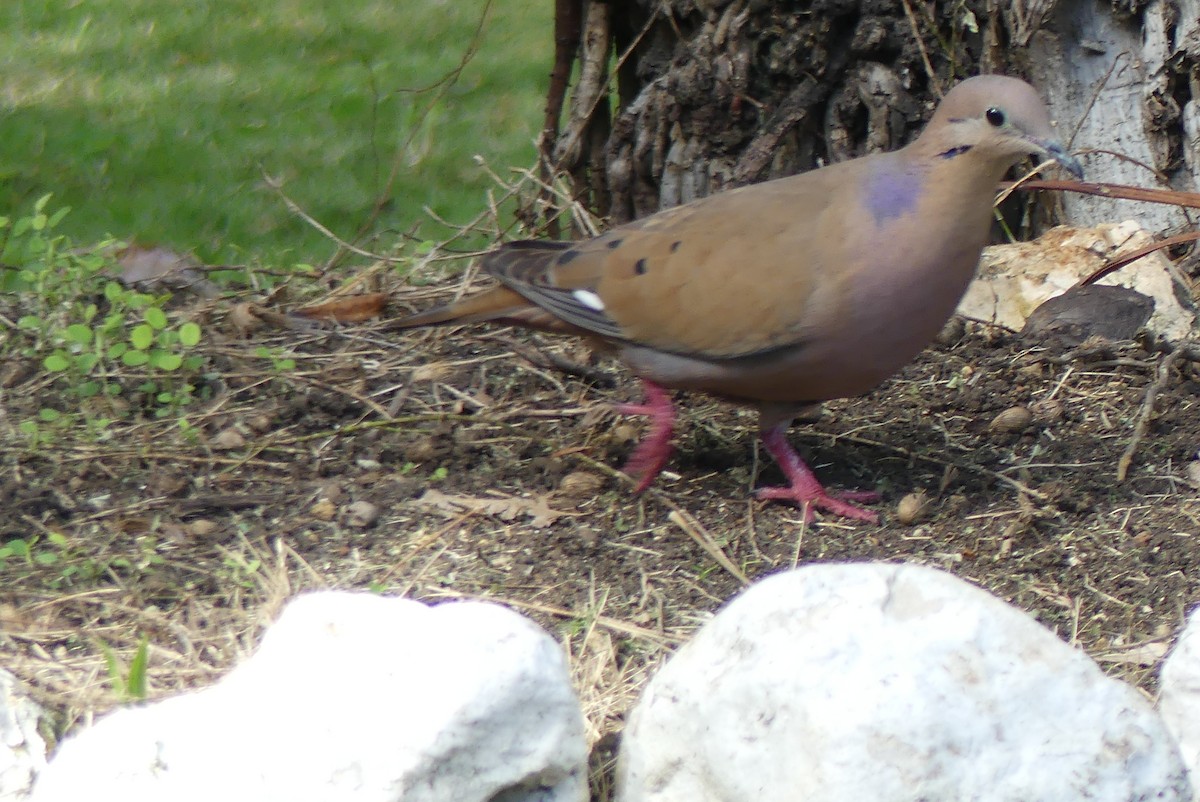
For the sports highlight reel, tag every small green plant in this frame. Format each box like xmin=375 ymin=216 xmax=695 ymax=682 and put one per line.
xmin=222 ymin=552 xmax=263 ymax=590
xmin=101 ymin=636 xmax=150 ymax=702
xmin=4 ymin=195 xmax=208 ymax=433
xmin=0 ymin=535 xmax=62 ymax=568
xmin=254 ymin=345 xmax=297 ymax=373
xmin=0 ymin=532 xmax=106 ymax=589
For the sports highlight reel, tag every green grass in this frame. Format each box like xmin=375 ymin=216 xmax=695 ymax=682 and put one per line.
xmin=0 ymin=0 xmax=551 ymax=265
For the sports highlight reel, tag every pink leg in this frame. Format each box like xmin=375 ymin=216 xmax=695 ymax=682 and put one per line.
xmin=614 ymin=380 xmax=676 ymax=493
xmin=756 ymin=423 xmax=880 ymax=523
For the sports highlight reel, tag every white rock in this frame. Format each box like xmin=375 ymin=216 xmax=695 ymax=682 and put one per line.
xmin=957 ymin=221 xmax=1196 ymax=340
xmin=1159 ymin=606 xmax=1200 ymax=791
xmin=617 ymin=563 xmax=1189 ymax=802
xmin=0 ymin=669 xmax=46 ymax=801
xmin=32 ymin=592 xmax=587 ymax=802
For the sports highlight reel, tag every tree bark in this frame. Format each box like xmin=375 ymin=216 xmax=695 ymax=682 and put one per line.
xmin=537 ymin=0 xmax=1200 ymax=245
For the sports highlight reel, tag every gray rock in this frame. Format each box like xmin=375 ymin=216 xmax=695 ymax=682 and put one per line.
xmin=0 ymin=669 xmax=46 ymax=801
xmin=1021 ymin=284 xmax=1154 ymax=346
xmin=617 ymin=563 xmax=1190 ymax=802
xmin=32 ymin=592 xmax=587 ymax=802
xmin=1160 ymin=606 xmax=1200 ymax=793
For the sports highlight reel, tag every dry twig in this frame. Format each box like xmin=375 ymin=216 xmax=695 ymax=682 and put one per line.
xmin=1117 ymin=345 xmax=1186 ymax=481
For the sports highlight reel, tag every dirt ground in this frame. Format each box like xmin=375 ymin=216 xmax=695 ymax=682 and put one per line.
xmin=2 ymin=272 xmax=1199 ymax=791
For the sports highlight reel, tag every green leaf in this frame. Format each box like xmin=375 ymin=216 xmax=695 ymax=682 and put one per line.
xmin=17 ymin=315 xmax=42 ymax=330
xmin=65 ymin=324 xmax=93 ymax=345
xmin=179 ymin=322 xmax=201 ymax=346
xmin=34 ymin=193 xmax=51 ymax=213
xmin=38 ymin=408 xmax=61 ymax=422
xmin=47 ymin=532 xmax=69 ymax=548
xmin=104 ymin=281 xmax=126 ymax=301
xmin=100 ymin=641 xmax=121 ymax=695
xmin=43 ymin=353 xmax=70 ymax=372
xmin=34 ymin=551 xmax=58 ymax=566
xmin=76 ymin=353 xmax=100 ymax=373
xmin=48 ymin=207 xmax=70 ymax=227
xmin=150 ymin=351 xmax=183 ymax=371
xmin=122 ymin=350 xmax=149 ymax=367
xmin=126 ymin=637 xmax=150 ymax=699
xmin=130 ymin=324 xmax=154 ymax=350
xmin=144 ymin=307 xmax=168 ymax=330
xmin=100 ymin=311 xmax=125 ymax=334
xmin=107 ymin=342 xmax=128 ymax=359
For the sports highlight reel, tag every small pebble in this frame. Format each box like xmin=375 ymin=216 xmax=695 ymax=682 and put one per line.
xmin=346 ymin=500 xmax=380 ymax=528
xmin=310 ymin=498 xmax=336 ymax=522
xmin=246 ymin=413 xmax=273 ymax=434
xmin=212 ymin=428 xmax=246 ymax=450
xmin=989 ymin=406 xmax=1033 ymax=434
xmin=557 ymin=471 xmax=605 ymax=499
xmin=611 ymin=423 xmax=641 ymax=445
xmin=896 ymin=491 xmax=933 ymax=525
xmin=935 ymin=316 xmax=966 ymax=346
xmin=1186 ymin=462 xmax=1200 ymax=488
xmin=1030 ymin=399 xmax=1064 ymax=426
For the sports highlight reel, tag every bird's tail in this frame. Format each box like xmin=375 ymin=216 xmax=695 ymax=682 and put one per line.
xmin=387 ymin=239 xmax=574 ymax=333
xmin=385 ymin=285 xmax=530 ymax=330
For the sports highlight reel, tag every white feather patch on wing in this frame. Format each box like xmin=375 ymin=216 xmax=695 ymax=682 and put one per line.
xmin=572 ymin=289 xmax=606 ymax=311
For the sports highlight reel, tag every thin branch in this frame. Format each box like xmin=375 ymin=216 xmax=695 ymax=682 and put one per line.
xmin=1117 ymin=345 xmax=1185 ymax=482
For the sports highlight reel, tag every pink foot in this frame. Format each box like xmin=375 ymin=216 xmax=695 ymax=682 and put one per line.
xmin=756 ymin=424 xmax=880 ymax=523
xmin=614 ymin=380 xmax=676 ymax=493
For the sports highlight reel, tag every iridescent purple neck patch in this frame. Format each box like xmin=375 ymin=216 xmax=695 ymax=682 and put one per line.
xmin=863 ymin=163 xmax=924 ymax=224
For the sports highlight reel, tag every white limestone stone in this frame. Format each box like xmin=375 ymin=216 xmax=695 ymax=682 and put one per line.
xmin=617 ymin=563 xmax=1189 ymax=802
xmin=958 ymin=221 xmax=1196 ymax=341
xmin=32 ymin=591 xmax=587 ymax=802
xmin=0 ymin=669 xmax=46 ymax=801
xmin=1159 ymin=606 xmax=1200 ymax=793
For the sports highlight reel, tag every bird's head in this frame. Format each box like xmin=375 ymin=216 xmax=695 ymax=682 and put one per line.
xmin=922 ymin=75 xmax=1084 ymax=179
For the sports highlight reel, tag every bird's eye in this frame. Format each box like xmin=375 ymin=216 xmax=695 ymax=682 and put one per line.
xmin=985 ymin=107 xmax=1005 ymax=127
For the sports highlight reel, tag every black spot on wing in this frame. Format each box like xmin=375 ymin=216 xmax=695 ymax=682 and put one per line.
xmin=634 ymin=258 xmax=647 ymax=275
xmin=482 ymin=239 xmax=574 ymax=282
xmin=670 ymin=241 xmax=681 ymax=252
xmin=558 ymin=249 xmax=580 ymax=265
xmin=606 ymin=238 xmax=623 ymax=249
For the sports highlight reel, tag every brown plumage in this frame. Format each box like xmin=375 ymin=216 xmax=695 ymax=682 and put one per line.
xmin=391 ymin=75 xmax=1082 ymax=522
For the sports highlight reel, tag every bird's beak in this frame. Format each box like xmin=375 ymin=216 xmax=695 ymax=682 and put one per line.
xmin=1037 ymin=140 xmax=1084 ymax=180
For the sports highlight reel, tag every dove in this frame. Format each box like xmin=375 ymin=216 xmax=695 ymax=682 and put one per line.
xmin=391 ymin=75 xmax=1082 ymax=522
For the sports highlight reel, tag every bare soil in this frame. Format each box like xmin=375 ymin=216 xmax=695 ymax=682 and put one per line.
xmin=2 ymin=277 xmax=1199 ymax=790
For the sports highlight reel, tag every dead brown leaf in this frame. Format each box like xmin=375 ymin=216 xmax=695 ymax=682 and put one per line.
xmin=292 ymin=293 xmax=388 ymax=323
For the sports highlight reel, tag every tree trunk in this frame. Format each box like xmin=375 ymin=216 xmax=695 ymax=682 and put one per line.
xmin=539 ymin=0 xmax=1199 ymax=242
